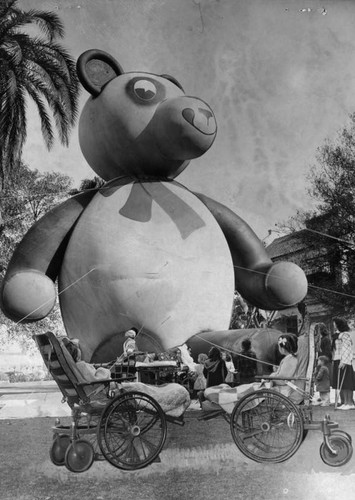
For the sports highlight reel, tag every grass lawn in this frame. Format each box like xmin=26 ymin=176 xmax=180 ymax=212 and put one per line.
xmin=0 ymin=413 xmax=239 ymax=500
xmin=1 ymin=408 xmax=355 ymax=500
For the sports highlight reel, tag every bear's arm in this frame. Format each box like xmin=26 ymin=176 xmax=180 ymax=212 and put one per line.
xmin=193 ymin=192 xmax=307 ymax=310
xmin=0 ymin=190 xmax=98 ymax=322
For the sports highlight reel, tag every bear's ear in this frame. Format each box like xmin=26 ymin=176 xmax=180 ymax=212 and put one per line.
xmin=77 ymin=49 xmax=124 ymax=97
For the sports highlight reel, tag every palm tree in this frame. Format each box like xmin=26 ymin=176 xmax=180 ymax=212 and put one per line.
xmin=0 ymin=0 xmax=80 ymax=191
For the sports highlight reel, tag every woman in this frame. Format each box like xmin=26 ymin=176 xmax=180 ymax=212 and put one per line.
xmin=198 ymin=347 xmax=227 ymax=406
xmin=203 ymin=347 xmax=228 ymax=387
xmin=332 ymin=317 xmax=355 ymax=410
xmin=269 ymin=334 xmax=298 ymax=399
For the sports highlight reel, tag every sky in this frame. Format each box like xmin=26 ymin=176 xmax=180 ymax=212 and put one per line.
xmin=18 ymin=0 xmax=355 ymax=238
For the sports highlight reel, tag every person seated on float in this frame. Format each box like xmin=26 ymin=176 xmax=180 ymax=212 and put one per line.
xmin=269 ymin=334 xmax=298 ymax=399
xmin=122 ymin=327 xmax=138 ymax=357
xmin=62 ymin=337 xmax=111 ymax=381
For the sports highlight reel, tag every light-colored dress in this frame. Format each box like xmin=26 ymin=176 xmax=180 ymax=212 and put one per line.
xmin=123 ymin=338 xmax=137 ymax=357
xmin=269 ymin=354 xmax=298 ymax=399
xmin=225 ymin=360 xmax=235 ymax=384
xmin=348 ymin=330 xmax=355 ymax=370
xmin=193 ymin=363 xmax=207 ymax=390
xmin=332 ymin=331 xmax=355 ymax=391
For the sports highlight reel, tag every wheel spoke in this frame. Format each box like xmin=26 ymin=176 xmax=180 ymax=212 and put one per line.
xmin=231 ymin=390 xmax=303 ymax=463
xmin=97 ymin=391 xmax=167 ymax=470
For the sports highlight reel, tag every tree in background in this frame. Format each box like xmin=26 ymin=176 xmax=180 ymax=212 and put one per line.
xmin=0 ymin=161 xmax=73 ymax=365
xmin=0 ymin=0 xmax=79 ymax=194
xmin=278 ymin=113 xmax=355 ymax=314
xmin=0 ymin=160 xmax=73 ymax=274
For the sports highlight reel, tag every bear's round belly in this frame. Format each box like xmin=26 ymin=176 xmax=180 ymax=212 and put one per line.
xmin=59 ymin=179 xmax=234 ymax=360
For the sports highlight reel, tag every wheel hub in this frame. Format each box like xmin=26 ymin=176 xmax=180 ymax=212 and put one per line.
xmin=261 ymin=422 xmax=270 ymax=432
xmin=131 ymin=425 xmax=141 ymax=436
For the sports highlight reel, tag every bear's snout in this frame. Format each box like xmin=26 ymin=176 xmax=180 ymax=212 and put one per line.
xmin=150 ymin=96 xmax=217 ymax=161
xmin=182 ymin=106 xmax=215 ymax=135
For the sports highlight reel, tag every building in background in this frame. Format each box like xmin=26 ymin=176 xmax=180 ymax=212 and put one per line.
xmin=265 ymin=218 xmax=355 ymax=334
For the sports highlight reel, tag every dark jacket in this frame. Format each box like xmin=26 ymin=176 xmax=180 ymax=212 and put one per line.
xmin=319 ymin=336 xmax=332 ymax=361
xmin=203 ymin=359 xmax=227 ymax=387
xmin=236 ymin=349 xmax=257 ymax=382
xmin=315 ymin=365 xmax=330 ymax=393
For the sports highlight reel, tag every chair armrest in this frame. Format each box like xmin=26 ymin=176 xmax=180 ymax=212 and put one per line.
xmin=77 ymin=379 xmax=114 ymax=387
xmin=255 ymin=375 xmax=309 ymax=381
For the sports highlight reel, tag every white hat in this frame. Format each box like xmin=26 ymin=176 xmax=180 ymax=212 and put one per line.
xmin=125 ymin=329 xmax=136 ymax=339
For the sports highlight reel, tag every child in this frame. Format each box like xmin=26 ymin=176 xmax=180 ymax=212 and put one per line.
xmin=235 ymin=339 xmax=257 ymax=385
xmin=122 ymin=328 xmax=138 ymax=357
xmin=193 ymin=353 xmax=208 ymax=396
xmin=222 ymin=352 xmax=236 ymax=386
xmin=314 ymin=355 xmax=331 ymax=406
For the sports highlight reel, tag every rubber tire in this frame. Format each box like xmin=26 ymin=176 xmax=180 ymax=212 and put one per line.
xmin=97 ymin=391 xmax=167 ymax=470
xmin=64 ymin=440 xmax=95 ymax=473
xmin=331 ymin=429 xmax=352 ymax=444
xmin=319 ymin=435 xmax=353 ymax=467
xmin=230 ymin=389 xmax=304 ymax=463
xmin=49 ymin=435 xmax=71 ymax=466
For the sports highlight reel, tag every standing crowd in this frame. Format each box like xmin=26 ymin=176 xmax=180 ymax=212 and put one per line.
xmin=313 ymin=316 xmax=355 ymax=410
xmin=109 ymin=315 xmax=355 ymax=411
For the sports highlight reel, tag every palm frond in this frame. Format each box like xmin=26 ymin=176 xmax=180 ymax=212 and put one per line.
xmin=22 ymin=65 xmax=71 ymax=146
xmin=0 ymin=69 xmax=17 ymax=139
xmin=0 ymin=8 xmax=64 ymax=42
xmin=0 ymin=9 xmax=33 ymax=40
xmin=51 ymin=72 xmax=72 ymax=112
xmin=16 ymin=35 xmax=71 ymax=82
xmin=0 ymin=37 xmax=22 ymax=66
xmin=0 ymin=0 xmax=17 ymax=18
xmin=51 ymin=97 xmax=71 ymax=146
xmin=25 ymin=83 xmax=54 ymax=150
xmin=13 ymin=35 xmax=80 ymax=124
xmin=2 ymin=80 xmax=27 ymax=167
xmin=25 ymin=9 xmax=65 ymax=40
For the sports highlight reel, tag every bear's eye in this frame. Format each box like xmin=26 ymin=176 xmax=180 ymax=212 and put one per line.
xmin=133 ymin=80 xmax=157 ymax=101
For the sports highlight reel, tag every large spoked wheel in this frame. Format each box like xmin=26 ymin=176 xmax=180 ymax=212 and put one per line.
xmin=50 ymin=434 xmax=71 ymax=466
xmin=97 ymin=391 xmax=167 ymax=470
xmin=230 ymin=389 xmax=304 ymax=463
xmin=64 ymin=440 xmax=95 ymax=473
xmin=320 ymin=435 xmax=353 ymax=467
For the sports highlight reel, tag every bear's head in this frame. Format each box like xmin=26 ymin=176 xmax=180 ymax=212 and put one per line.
xmin=77 ymin=49 xmax=217 ymax=181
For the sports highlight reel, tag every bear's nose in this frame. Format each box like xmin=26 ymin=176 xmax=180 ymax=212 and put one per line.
xmin=148 ymin=96 xmax=217 ymax=161
xmin=182 ymin=107 xmax=216 ymax=135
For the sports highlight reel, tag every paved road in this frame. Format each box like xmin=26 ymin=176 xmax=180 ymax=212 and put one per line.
xmin=0 ymin=380 xmax=58 ymax=395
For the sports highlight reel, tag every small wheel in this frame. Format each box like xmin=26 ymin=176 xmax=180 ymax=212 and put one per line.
xmin=331 ymin=430 xmax=352 ymax=444
xmin=98 ymin=391 xmax=167 ymax=470
xmin=230 ymin=389 xmax=304 ymax=463
xmin=64 ymin=440 xmax=95 ymax=473
xmin=320 ymin=435 xmax=353 ymax=467
xmin=50 ymin=435 xmax=71 ymax=466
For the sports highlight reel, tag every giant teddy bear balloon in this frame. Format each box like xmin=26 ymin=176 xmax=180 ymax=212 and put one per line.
xmin=0 ymin=49 xmax=307 ymax=362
